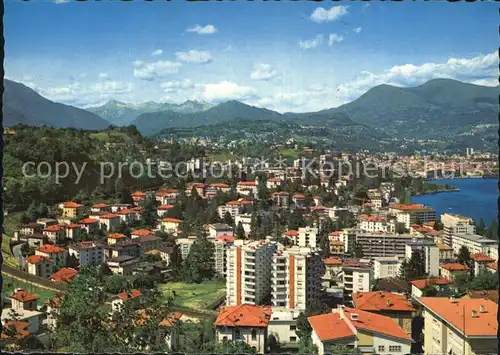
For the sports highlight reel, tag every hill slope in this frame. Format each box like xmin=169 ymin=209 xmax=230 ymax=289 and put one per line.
xmin=87 ymin=99 xmax=211 ymax=126
xmin=3 ymin=79 xmax=110 ymax=130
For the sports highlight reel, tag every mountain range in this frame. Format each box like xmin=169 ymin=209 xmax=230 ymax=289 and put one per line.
xmin=3 ymin=78 xmax=498 ymax=149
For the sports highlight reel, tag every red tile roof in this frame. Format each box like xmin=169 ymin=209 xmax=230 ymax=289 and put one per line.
xmin=118 ymin=289 xmax=143 ymax=301
xmin=209 ymin=183 xmax=230 ymax=188
xmin=50 ymin=267 xmax=78 ymax=283
xmin=284 ymin=230 xmax=299 ymax=237
xmin=162 ymin=217 xmax=183 ymax=223
xmin=215 ymin=304 xmax=272 ymax=328
xmin=26 ymin=255 xmax=51 ymax=264
xmin=390 ymin=203 xmax=427 ymax=211
xmin=158 ymin=204 xmax=174 ymax=210
xmin=1 ymin=321 xmax=32 ymax=340
xmin=43 ymin=224 xmax=63 ymax=232
xmin=92 ymin=203 xmax=110 ymax=208
xmin=108 ymin=233 xmax=127 ymax=239
xmin=441 ymin=263 xmax=470 ymax=271
xmin=131 ymin=191 xmax=146 ymax=197
xmin=62 ymin=201 xmax=83 ymax=208
xmin=486 ymin=261 xmax=498 ymax=271
xmin=79 ymin=218 xmax=99 ymax=224
xmin=294 ymin=194 xmax=305 ymax=198
xmin=11 ymin=289 xmax=39 ymax=302
xmin=418 ymin=297 xmax=498 ymax=337
xmin=216 ymin=234 xmax=236 ymax=243
xmin=308 ymin=312 xmax=356 ymax=342
xmin=132 ymin=229 xmax=155 ymax=236
xmin=37 ymin=244 xmax=65 ymax=254
xmin=159 ymin=312 xmax=183 ymax=327
xmin=323 ymin=257 xmax=343 ymax=266
xmin=119 ymin=209 xmax=136 ymax=215
xmin=410 ymin=278 xmax=452 ymax=289
xmin=237 ymin=181 xmax=257 ymax=186
xmin=352 ymin=291 xmax=415 ymax=312
xmin=101 ymin=213 xmax=120 ymax=219
xmin=471 ymin=253 xmax=495 ymax=263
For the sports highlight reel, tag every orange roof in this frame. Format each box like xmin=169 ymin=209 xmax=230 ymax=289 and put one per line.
xmin=62 ymin=201 xmax=83 ymax=208
xmin=159 ymin=312 xmax=183 ymax=327
xmin=323 ymin=257 xmax=343 ymax=266
xmin=131 ymin=191 xmax=146 ymax=197
xmin=441 ymin=263 xmax=470 ymax=271
xmin=352 ymin=291 xmax=415 ymax=312
xmin=329 ymin=231 xmax=341 ymax=236
xmin=162 ymin=217 xmax=183 ymax=223
xmin=209 ymin=183 xmax=230 ymax=188
xmin=79 ymin=218 xmax=99 ymax=224
xmin=216 ymin=234 xmax=236 ymax=242
xmin=108 ymin=233 xmax=127 ymax=239
xmin=486 ymin=261 xmax=498 ymax=271
xmin=66 ymin=223 xmax=82 ymax=229
xmin=410 ymin=278 xmax=452 ymax=289
xmin=308 ymin=312 xmax=356 ymax=342
xmin=436 ymin=242 xmax=453 ymax=251
xmin=418 ymin=297 xmax=498 ymax=337
xmin=1 ymin=321 xmax=32 ymax=340
xmin=158 ymin=204 xmax=174 ymax=210
xmin=101 ymin=213 xmax=120 ymax=219
xmin=268 ymin=177 xmax=282 ymax=182
xmin=11 ymin=289 xmax=39 ymax=302
xmin=215 ymin=304 xmax=272 ymax=328
xmin=26 ymin=255 xmax=51 ymax=264
xmin=119 ymin=209 xmax=136 ymax=215
xmin=132 ymin=229 xmax=155 ymax=236
xmin=272 ymin=191 xmax=289 ymax=196
xmin=43 ymin=224 xmax=63 ymax=232
xmin=360 ymin=214 xmax=386 ymax=222
xmin=237 ymin=181 xmax=257 ymax=186
xmin=284 ymin=230 xmax=299 ymax=237
xmin=37 ymin=244 xmax=65 ymax=254
xmin=50 ymin=267 xmax=78 ymax=283
xmin=92 ymin=203 xmax=110 ymax=208
xmin=294 ymin=193 xmax=305 ymax=198
xmin=118 ymin=289 xmax=143 ymax=301
xmin=472 ymin=253 xmax=495 ymax=263
xmin=390 ymin=203 xmax=427 ymax=211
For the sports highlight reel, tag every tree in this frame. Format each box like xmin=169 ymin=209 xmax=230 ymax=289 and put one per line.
xmin=318 ymin=232 xmax=330 ymax=258
xmin=352 ymin=241 xmax=364 ymax=258
xmin=325 ymin=343 xmax=360 ymax=354
xmin=214 ymin=340 xmax=257 ymax=354
xmin=104 ymin=275 xmax=131 ymax=295
xmin=476 ymin=218 xmax=486 ymax=236
xmin=296 ymin=300 xmax=330 ymax=340
xmin=181 ymin=234 xmax=215 ymax=283
xmin=223 ymin=211 xmax=234 ymax=227
xmin=397 ymin=258 xmax=411 ymax=282
xmin=249 ymin=211 xmax=260 ymax=240
xmin=140 ymin=197 xmax=157 ymax=228
xmin=469 ymin=271 xmax=499 ymax=290
xmin=457 ymin=246 xmax=472 ymax=268
xmin=485 ymin=218 xmax=498 ymax=240
xmin=235 ymin=221 xmax=246 ymax=240
xmin=288 ymin=208 xmax=306 ymax=231
xmin=433 ymin=218 xmax=444 ymax=231
xmin=395 ymin=222 xmax=407 ymax=234
xmin=409 ymin=249 xmax=426 ymax=278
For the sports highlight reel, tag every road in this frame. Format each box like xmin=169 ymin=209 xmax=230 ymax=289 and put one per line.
xmin=12 ymin=242 xmax=26 ymax=268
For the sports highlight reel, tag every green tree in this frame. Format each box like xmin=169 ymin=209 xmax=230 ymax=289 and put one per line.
xmin=397 ymin=258 xmax=411 ymax=282
xmin=223 ymin=211 xmax=234 ymax=227
xmin=485 ymin=218 xmax=498 ymax=240
xmin=288 ymin=208 xmax=306 ymax=231
xmin=469 ymin=271 xmax=499 ymax=290
xmin=318 ymin=232 xmax=330 ymax=258
xmin=236 ymin=221 xmax=246 ymax=240
xmin=326 ymin=343 xmax=360 ymax=354
xmin=352 ymin=241 xmax=364 ymax=258
xmin=140 ymin=197 xmax=157 ymax=228
xmin=476 ymin=218 xmax=486 ymax=236
xmin=395 ymin=222 xmax=407 ymax=234
xmin=181 ymin=234 xmax=215 ymax=283
xmin=457 ymin=246 xmax=472 ymax=268
xmin=409 ymin=249 xmax=426 ymax=278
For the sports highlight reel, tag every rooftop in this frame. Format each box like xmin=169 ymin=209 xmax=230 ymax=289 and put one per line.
xmin=352 ymin=291 xmax=415 ymax=312
xmin=215 ymin=304 xmax=272 ymax=328
xmin=37 ymin=244 xmax=65 ymax=254
xmin=50 ymin=267 xmax=78 ymax=283
xmin=410 ymin=278 xmax=452 ymax=289
xmin=11 ymin=289 xmax=39 ymax=303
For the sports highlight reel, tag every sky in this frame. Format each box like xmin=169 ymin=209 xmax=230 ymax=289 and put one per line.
xmin=4 ymin=1 xmax=498 ymax=113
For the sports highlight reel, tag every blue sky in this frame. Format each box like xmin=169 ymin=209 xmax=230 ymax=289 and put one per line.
xmin=5 ymin=1 xmax=497 ymax=112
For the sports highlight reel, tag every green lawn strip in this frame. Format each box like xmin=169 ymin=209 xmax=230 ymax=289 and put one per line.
xmin=160 ymin=282 xmax=225 ymax=310
xmin=2 ymin=274 xmax=57 ymax=305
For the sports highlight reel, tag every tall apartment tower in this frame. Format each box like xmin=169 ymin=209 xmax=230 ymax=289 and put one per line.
xmin=226 ymin=240 xmax=278 ymax=306
xmin=270 ymin=246 xmax=323 ymax=311
xmin=441 ymin=213 xmax=475 ymax=246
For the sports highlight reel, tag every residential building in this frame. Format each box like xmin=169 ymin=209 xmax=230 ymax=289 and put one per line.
xmin=68 ymin=241 xmax=104 ymax=266
xmin=355 ymin=232 xmax=416 ymax=258
xmin=297 ymin=227 xmax=318 ymax=248
xmin=60 ymin=201 xmax=84 ymax=219
xmin=308 ymin=306 xmax=413 ymax=355
xmin=99 ymin=213 xmax=121 ymax=232
xmin=1 ymin=289 xmax=43 ymax=334
xmin=90 ymin=203 xmax=111 ymax=213
xmin=236 ymin=181 xmax=258 ymax=196
xmin=157 ymin=204 xmax=174 ymax=217
xmin=215 ymin=304 xmax=271 ymax=354
xmin=471 ymin=253 xmax=496 ymax=276
xmin=450 ymin=233 xmax=498 ymax=260
xmin=373 ymin=278 xmax=410 ymax=295
xmin=234 ymin=213 xmax=252 ymax=234
xmin=272 ymin=192 xmax=289 ymax=208
xmin=176 ymin=236 xmax=198 ymax=260
xmin=292 ymin=194 xmax=305 ymax=208
xmin=50 ymin=267 xmax=78 ymax=284
xmin=36 ymin=218 xmax=59 ymax=229
xmin=417 ymin=297 xmax=498 ymax=355
xmin=352 ymin=291 xmax=415 ymax=335
xmin=389 ymin=204 xmax=436 ymax=229
xmin=109 ymin=289 xmax=143 ymax=312
xmin=145 ymin=247 xmax=173 ymax=265
xmin=26 ymin=255 xmax=54 ymax=278
xmin=410 ymin=278 xmax=452 ymax=299
xmin=44 ymin=294 xmax=63 ymax=331
xmin=267 ymin=308 xmax=301 ymax=345
xmin=209 ymin=223 xmax=233 ymax=239
xmin=322 ymin=257 xmax=344 ymax=298
xmin=155 ymin=189 xmax=179 ymax=205
xmin=341 ymin=259 xmax=373 ymax=299
xmin=441 ymin=213 xmax=476 ymax=246
xmin=461 ymin=290 xmax=498 ymax=304
xmin=79 ymin=218 xmax=99 ymax=234
xmin=267 ymin=177 xmax=283 ymax=190
xmin=107 ymin=255 xmax=141 ymax=276
xmin=161 ymin=217 xmax=183 ymax=233
xmin=373 ymin=256 xmax=401 ymax=280
xmin=218 ymin=199 xmax=252 ymax=218
xmin=226 ymin=240 xmax=277 ymax=306
xmin=367 ymin=189 xmax=383 ymax=208
xmin=437 ymin=242 xmax=454 ymax=261
xmin=36 ymin=244 xmax=68 ymax=270
xmin=42 ymin=224 xmax=66 ymax=244
xmin=270 ymin=246 xmax=323 ymax=311
xmin=405 ymin=239 xmax=439 ymax=276
xmin=215 ymin=234 xmax=236 ymax=277
xmin=118 ymin=208 xmax=140 ymax=225
xmin=358 ymin=215 xmax=391 ymax=233
xmin=107 ymin=233 xmax=128 ymax=245
xmin=440 ymin=263 xmax=470 ymax=281
xmin=65 ymin=223 xmax=82 ymax=240
xmin=19 ymin=223 xmax=42 ymax=236
xmin=104 ymin=240 xmax=141 ymax=259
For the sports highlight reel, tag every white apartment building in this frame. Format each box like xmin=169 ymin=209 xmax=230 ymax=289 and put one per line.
xmin=267 ymin=308 xmax=301 ymax=345
xmin=441 ymin=213 xmax=476 ymax=246
xmin=270 ymin=246 xmax=323 ymax=311
xmin=417 ymin=297 xmax=498 ymax=355
xmin=208 ymin=223 xmax=233 ymax=240
xmin=68 ymin=241 xmax=104 ymax=266
xmin=355 ymin=232 xmax=417 ymax=258
xmin=358 ymin=215 xmax=396 ymax=233
xmin=389 ymin=204 xmax=436 ymax=229
xmin=405 ymin=239 xmax=440 ymax=276
xmin=218 ymin=199 xmax=252 ymax=218
xmin=373 ymin=256 xmax=401 ymax=280
xmin=341 ymin=260 xmax=373 ymax=298
xmin=450 ymin=233 xmax=498 ymax=260
xmin=297 ymin=227 xmax=319 ymax=248
xmin=367 ymin=189 xmax=383 ymax=208
xmin=175 ymin=236 xmax=197 ymax=260
xmin=226 ymin=240 xmax=278 ymax=306
xmin=214 ymin=234 xmax=235 ymax=278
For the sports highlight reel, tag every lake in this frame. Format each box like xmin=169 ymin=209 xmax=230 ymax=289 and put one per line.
xmin=412 ymin=178 xmax=498 ymax=224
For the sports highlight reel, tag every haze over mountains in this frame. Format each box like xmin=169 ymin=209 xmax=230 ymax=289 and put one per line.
xmin=3 ymin=78 xmax=498 ymax=147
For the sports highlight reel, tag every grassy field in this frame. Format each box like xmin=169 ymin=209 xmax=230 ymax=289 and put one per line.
xmin=160 ymin=281 xmax=225 ymax=310
xmin=3 ymin=211 xmax=23 ymax=237
xmin=2 ymin=275 xmax=57 ymax=304
xmin=278 ymin=148 xmax=301 ymax=160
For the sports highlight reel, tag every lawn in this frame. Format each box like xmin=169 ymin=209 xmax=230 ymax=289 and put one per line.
xmin=160 ymin=281 xmax=225 ymax=310
xmin=3 ymin=211 xmax=23 ymax=237
xmin=2 ymin=275 xmax=57 ymax=304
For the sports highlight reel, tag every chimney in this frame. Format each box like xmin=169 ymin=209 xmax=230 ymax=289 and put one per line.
xmin=386 ymin=299 xmax=392 ymax=307
xmin=14 ymin=288 xmax=23 ymax=294
xmin=479 ymin=305 xmax=486 ymax=313
xmin=350 ymin=313 xmax=359 ymax=321
xmin=449 ymin=297 xmax=458 ymax=303
xmin=471 ymin=310 xmax=478 ymax=318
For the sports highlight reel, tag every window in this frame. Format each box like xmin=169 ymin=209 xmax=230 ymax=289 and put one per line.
xmin=234 ymin=328 xmax=241 ymax=339
xmin=289 ymin=336 xmax=297 ymax=342
xmin=389 ymin=345 xmax=402 ymax=352
xmin=378 ymin=345 xmax=385 ymax=352
xmin=290 ymin=325 xmax=296 ymax=331
xmin=251 ymin=329 xmax=257 ymax=341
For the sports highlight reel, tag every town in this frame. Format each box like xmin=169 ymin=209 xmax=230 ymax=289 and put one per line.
xmin=1 ymin=148 xmax=498 ymax=354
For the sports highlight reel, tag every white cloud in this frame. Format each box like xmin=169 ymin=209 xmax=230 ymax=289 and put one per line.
xmin=133 ymin=60 xmax=182 ymax=80
xmin=328 ymin=34 xmax=344 ymax=45
xmin=196 ymin=81 xmax=256 ymax=102
xmin=250 ymin=64 xmax=277 ymax=81
xmin=175 ymin=50 xmax=213 ymax=64
xmin=336 ymin=51 xmax=498 ymax=101
xmin=310 ymin=6 xmax=349 ymax=23
xmin=132 ymin=60 xmax=144 ymax=67
xmin=90 ymin=80 xmax=134 ymax=95
xmin=299 ymin=34 xmax=324 ymax=50
xmin=54 ymin=0 xmax=70 ymax=3
xmin=160 ymin=79 xmax=195 ymax=92
xmin=353 ymin=27 xmax=362 ymax=34
xmin=151 ymin=49 xmax=163 ymax=56
xmin=98 ymin=72 xmax=108 ymax=79
xmin=186 ymin=24 xmax=218 ymax=35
